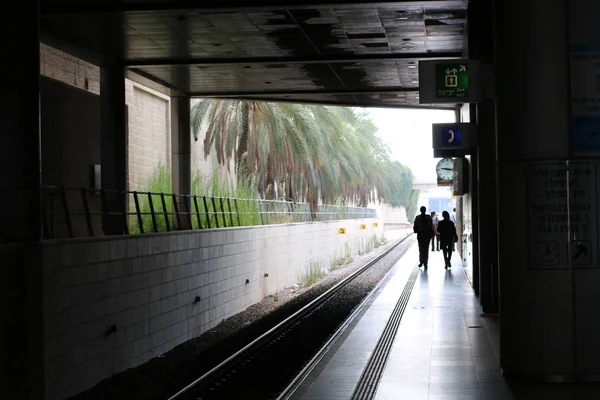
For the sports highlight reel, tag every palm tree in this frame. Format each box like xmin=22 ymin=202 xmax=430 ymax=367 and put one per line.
xmin=191 ymin=99 xmax=417 ymax=219
xmin=191 ymin=99 xmax=318 ymax=200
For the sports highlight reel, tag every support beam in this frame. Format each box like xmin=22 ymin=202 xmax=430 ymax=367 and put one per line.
xmin=189 ymin=87 xmax=418 ymax=98
xmin=171 ymin=96 xmax=192 ymax=230
xmin=494 ymin=0 xmax=597 ymax=382
xmin=0 ymin=4 xmax=42 ymax=243
xmin=101 ymin=65 xmax=128 ymax=235
xmin=126 ymin=52 xmax=463 ymax=67
xmin=468 ymin=0 xmax=498 ymax=313
xmin=196 ymin=95 xmax=453 ymax=110
xmin=42 ymin=1 xmax=467 ymax=15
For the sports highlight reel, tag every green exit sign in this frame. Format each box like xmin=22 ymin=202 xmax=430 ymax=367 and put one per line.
xmin=435 ymin=63 xmax=469 ymax=99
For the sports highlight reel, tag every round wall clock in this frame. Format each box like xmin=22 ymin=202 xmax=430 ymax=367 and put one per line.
xmin=436 ymin=158 xmax=454 ymax=181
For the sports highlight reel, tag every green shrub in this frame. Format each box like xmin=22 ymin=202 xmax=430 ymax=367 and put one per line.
xmin=129 ymin=162 xmax=173 ymax=234
xmin=299 ymin=259 xmax=325 ymax=288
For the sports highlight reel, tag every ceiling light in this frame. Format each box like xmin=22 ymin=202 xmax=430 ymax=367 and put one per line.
xmin=408 ymin=65 xmax=416 ymax=69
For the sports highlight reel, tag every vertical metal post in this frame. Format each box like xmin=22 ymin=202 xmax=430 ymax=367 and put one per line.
xmin=60 ymin=186 xmax=74 ymax=238
xmin=100 ymin=189 xmax=109 ymax=235
xmin=172 ymin=194 xmax=182 ymax=230
xmin=227 ymin=198 xmax=234 ymax=227
xmin=133 ymin=191 xmax=144 ymax=234
xmin=121 ymin=190 xmax=129 ymax=235
xmin=264 ymin=200 xmax=270 ymax=225
xmin=234 ymin=198 xmax=241 ymax=226
xmin=258 ymin=199 xmax=264 ymax=225
xmin=193 ymin=195 xmax=203 ymax=229
xmin=148 ymin=192 xmax=158 ymax=233
xmin=161 ymin=193 xmax=171 ymax=231
xmin=211 ymin=197 xmax=220 ymax=228
xmin=219 ymin=197 xmax=227 ymax=227
xmin=81 ymin=188 xmax=94 ymax=237
xmin=183 ymin=194 xmax=193 ymax=230
xmin=203 ymin=196 xmax=211 ymax=228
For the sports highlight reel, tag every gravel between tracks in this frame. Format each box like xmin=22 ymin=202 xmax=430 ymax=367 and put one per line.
xmin=70 ymin=229 xmax=414 ymax=400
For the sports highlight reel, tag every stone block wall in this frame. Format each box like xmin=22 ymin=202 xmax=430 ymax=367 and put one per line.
xmin=40 ymin=44 xmax=225 ymax=195
xmin=40 ymin=43 xmax=100 ymax=94
xmin=41 ymin=218 xmax=383 ymax=399
xmin=125 ymin=82 xmax=171 ymax=191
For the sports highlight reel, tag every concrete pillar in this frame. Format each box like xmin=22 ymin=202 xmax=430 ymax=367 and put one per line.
xmin=0 ymin=3 xmax=42 ymax=242
xmin=171 ymin=96 xmax=192 ymax=229
xmin=495 ymin=0 xmax=600 ymax=381
xmin=469 ymin=0 xmax=499 ymax=312
xmin=468 ymin=106 xmax=480 ymax=296
xmin=101 ymin=66 xmax=128 ymax=235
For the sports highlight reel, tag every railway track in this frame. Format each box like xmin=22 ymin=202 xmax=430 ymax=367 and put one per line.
xmin=168 ymin=233 xmax=415 ymax=400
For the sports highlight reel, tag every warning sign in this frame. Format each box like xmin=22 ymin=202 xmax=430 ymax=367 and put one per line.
xmin=527 ymin=162 xmax=599 ymax=269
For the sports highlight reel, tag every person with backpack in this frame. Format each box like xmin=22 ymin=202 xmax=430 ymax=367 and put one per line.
xmin=437 ymin=210 xmax=459 ymax=269
xmin=413 ymin=206 xmax=434 ymax=269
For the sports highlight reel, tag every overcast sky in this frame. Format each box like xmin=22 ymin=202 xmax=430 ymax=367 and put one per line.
xmin=366 ymin=107 xmax=456 ymax=181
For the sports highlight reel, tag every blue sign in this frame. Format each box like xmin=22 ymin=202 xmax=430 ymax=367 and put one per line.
xmin=441 ymin=126 xmax=462 ymax=147
xmin=572 ymin=115 xmax=600 ymax=154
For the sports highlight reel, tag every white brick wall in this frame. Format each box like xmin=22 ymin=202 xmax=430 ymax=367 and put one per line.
xmin=41 ymin=218 xmax=383 ymax=399
xmin=40 ymin=44 xmax=226 ymax=194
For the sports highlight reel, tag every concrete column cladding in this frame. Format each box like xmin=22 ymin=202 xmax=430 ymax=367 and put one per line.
xmin=468 ymin=0 xmax=499 ymax=313
xmin=495 ymin=0 xmax=600 ymax=381
xmin=101 ymin=65 xmax=128 ymax=235
xmin=0 ymin=3 xmax=42 ymax=242
xmin=171 ymin=96 xmax=192 ymax=229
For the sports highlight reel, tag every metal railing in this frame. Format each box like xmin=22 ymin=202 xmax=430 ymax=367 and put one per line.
xmin=41 ymin=186 xmax=376 ymax=239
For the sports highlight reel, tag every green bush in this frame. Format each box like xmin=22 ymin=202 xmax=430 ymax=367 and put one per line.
xmin=299 ymin=259 xmax=325 ymax=288
xmin=191 ymin=172 xmax=262 ymax=228
xmin=129 ymin=162 xmax=173 ymax=234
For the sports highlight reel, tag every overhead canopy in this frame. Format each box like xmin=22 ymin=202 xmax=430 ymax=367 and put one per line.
xmin=40 ymin=0 xmax=467 ymax=108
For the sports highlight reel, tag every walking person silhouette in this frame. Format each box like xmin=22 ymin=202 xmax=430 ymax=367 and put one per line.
xmin=437 ymin=210 xmax=458 ymax=269
xmin=413 ymin=206 xmax=434 ymax=269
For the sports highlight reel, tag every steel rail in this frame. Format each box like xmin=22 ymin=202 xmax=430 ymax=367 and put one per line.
xmin=167 ymin=232 xmax=414 ymax=400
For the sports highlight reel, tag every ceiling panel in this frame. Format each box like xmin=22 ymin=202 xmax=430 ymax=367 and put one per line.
xmin=40 ymin=0 xmax=467 ymax=108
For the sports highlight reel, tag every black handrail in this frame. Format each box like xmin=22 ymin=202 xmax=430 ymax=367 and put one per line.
xmin=38 ymin=186 xmax=378 ymax=239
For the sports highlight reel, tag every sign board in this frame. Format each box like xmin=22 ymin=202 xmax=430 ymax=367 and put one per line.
xmin=570 ymin=48 xmax=600 ymax=155
xmin=419 ymin=59 xmax=483 ymax=104
xmin=373 ymin=222 xmax=378 ymax=227
xmin=339 ymin=227 xmax=346 ymax=234
xmin=360 ymin=224 xmax=366 ymax=230
xmin=435 ymin=63 xmax=469 ymax=99
xmin=527 ymin=162 xmax=598 ymax=269
xmin=432 ymin=123 xmax=477 ymax=156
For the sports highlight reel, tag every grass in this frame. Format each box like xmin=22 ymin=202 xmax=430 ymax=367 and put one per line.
xmin=330 ymin=242 xmax=354 ymax=270
xmin=128 ymin=164 xmax=379 ymax=234
xmin=358 ymin=234 xmax=387 ymax=256
xmin=129 ymin=165 xmax=269 ymax=233
xmin=299 ymin=259 xmax=325 ymax=288
xmin=129 ymin=162 xmax=173 ymax=234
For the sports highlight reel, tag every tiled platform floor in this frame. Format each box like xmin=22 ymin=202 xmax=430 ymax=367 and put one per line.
xmin=292 ymin=243 xmax=600 ymax=400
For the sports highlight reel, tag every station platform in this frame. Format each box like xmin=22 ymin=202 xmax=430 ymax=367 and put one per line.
xmin=289 ymin=243 xmax=600 ymax=400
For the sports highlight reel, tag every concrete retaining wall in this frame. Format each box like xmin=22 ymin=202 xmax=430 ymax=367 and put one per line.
xmin=0 ymin=245 xmax=30 ymax=398
xmin=41 ymin=218 xmax=383 ymax=399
